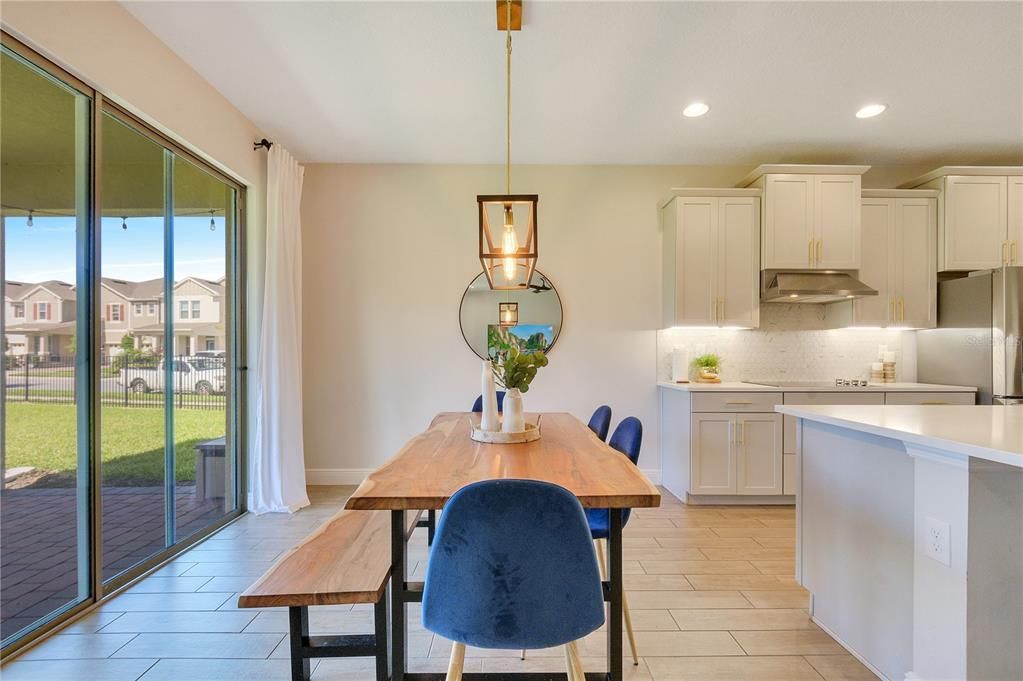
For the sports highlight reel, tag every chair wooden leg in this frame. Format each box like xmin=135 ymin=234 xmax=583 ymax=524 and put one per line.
xmin=597 ymin=538 xmax=639 ymax=665
xmin=520 ymin=648 xmax=526 ymax=660
xmin=566 ymin=640 xmax=586 ymax=681
xmin=446 ymin=641 xmax=466 ymax=681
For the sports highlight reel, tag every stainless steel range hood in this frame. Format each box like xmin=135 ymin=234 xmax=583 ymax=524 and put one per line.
xmin=761 ymin=271 xmax=878 ymax=304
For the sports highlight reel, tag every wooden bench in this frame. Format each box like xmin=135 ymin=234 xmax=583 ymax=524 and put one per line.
xmin=239 ymin=508 xmax=422 ymax=681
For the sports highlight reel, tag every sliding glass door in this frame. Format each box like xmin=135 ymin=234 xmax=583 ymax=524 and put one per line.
xmin=0 ymin=46 xmax=92 ymax=645
xmin=1 ymin=33 xmax=245 ymax=652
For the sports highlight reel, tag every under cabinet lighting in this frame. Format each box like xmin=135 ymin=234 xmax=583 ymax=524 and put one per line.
xmin=856 ymin=104 xmax=887 ymax=118
xmin=682 ymin=102 xmax=710 ymax=118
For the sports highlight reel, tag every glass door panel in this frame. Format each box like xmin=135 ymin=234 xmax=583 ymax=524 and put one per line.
xmin=99 ymin=114 xmax=168 ymax=581
xmin=171 ymin=156 xmax=237 ymax=539
xmin=0 ymin=48 xmax=91 ymax=644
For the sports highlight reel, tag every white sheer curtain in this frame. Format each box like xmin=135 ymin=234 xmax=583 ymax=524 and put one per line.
xmin=250 ymin=145 xmax=310 ymax=514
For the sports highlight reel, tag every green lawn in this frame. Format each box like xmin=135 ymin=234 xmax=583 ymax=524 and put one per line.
xmin=5 ymin=402 xmax=225 ymax=486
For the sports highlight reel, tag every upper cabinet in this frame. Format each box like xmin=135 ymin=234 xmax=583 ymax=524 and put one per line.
xmin=902 ymin=167 xmax=1023 ymax=271
xmin=740 ymin=165 xmax=870 ymax=270
xmin=854 ymin=190 xmax=938 ymax=329
xmin=660 ymin=189 xmax=760 ymax=328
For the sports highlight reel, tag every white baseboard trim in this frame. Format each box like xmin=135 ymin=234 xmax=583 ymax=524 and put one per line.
xmin=307 ymin=467 xmax=663 ymax=487
xmin=305 ymin=468 xmax=373 ymax=485
xmin=811 ymin=615 xmax=892 ymax=681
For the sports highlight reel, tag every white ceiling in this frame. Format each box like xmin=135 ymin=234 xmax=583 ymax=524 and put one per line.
xmin=123 ymin=1 xmax=1023 ymax=166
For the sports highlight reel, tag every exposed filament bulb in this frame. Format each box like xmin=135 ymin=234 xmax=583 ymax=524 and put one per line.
xmin=501 ymin=205 xmax=518 ymax=281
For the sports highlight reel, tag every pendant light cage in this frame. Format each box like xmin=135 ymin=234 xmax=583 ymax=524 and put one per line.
xmin=498 ymin=301 xmax=519 ymax=326
xmin=478 ymin=194 xmax=538 ymax=290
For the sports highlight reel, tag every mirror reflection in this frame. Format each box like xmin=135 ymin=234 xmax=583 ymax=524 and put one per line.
xmin=459 ymin=270 xmax=563 ymax=360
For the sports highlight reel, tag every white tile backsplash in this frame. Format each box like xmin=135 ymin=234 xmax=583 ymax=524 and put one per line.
xmin=657 ymin=304 xmax=916 ymax=383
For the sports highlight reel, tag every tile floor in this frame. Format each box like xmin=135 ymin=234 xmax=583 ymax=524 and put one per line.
xmin=1 ymin=486 xmax=879 ymax=680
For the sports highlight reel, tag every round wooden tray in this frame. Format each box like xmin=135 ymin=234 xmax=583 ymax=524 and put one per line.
xmin=470 ymin=421 xmax=541 ymax=444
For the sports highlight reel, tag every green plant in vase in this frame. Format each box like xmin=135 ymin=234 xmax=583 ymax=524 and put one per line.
xmin=692 ymin=353 xmax=722 ymax=383
xmin=490 ymin=346 xmax=548 ymax=432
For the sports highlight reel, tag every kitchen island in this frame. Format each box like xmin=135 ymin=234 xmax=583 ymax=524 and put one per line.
xmin=777 ymin=404 xmax=1022 ymax=681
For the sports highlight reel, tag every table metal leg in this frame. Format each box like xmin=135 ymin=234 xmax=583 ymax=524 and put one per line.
xmin=376 ymin=584 xmax=390 ymax=681
xmin=608 ymin=509 xmax=624 ymax=681
xmin=391 ymin=510 xmax=408 ymax=681
xmin=289 ymin=606 xmax=311 ymax=681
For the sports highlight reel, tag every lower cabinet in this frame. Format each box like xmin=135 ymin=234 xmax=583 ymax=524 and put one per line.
xmin=691 ymin=412 xmax=782 ymax=495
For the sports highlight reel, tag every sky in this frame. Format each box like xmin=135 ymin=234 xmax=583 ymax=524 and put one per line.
xmin=4 ymin=215 xmax=226 ymax=284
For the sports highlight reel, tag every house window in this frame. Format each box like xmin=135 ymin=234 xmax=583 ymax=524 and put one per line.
xmin=12 ymin=303 xmax=24 ymax=318
xmin=110 ymin=305 xmax=121 ymax=322
xmin=179 ymin=300 xmax=189 ymax=319
xmin=148 ymin=303 xmax=156 ymax=315
xmin=134 ymin=303 xmax=142 ymax=315
xmin=205 ymin=338 xmax=216 ymax=351
xmin=191 ymin=301 xmax=200 ymax=319
xmin=37 ymin=302 xmax=50 ymax=320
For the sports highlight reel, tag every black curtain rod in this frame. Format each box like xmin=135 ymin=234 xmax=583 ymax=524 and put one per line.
xmin=253 ymin=138 xmax=273 ymax=151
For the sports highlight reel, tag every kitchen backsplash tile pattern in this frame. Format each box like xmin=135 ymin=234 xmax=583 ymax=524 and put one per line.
xmin=657 ymin=304 xmax=917 ymax=383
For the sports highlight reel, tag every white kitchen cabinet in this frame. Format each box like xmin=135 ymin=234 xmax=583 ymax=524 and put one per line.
xmin=782 ymin=392 xmax=885 ymax=454
xmin=883 ymin=392 xmax=976 ymax=406
xmin=690 ymin=413 xmax=737 ymax=494
xmin=742 ymin=165 xmax=869 ymax=271
xmin=1009 ymin=176 xmax=1023 ymax=266
xmin=854 ymin=191 xmax=937 ymax=329
xmin=904 ymin=168 xmax=1023 ymax=271
xmin=660 ymin=190 xmax=760 ymax=328
xmin=735 ymin=414 xmax=783 ymax=495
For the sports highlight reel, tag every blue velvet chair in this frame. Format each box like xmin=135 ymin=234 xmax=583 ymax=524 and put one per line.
xmin=471 ymin=391 xmax=506 ymax=413
xmin=587 ymin=416 xmax=643 ymax=665
xmin=587 ymin=405 xmax=612 ymax=441
xmin=422 ymin=479 xmax=604 ymax=680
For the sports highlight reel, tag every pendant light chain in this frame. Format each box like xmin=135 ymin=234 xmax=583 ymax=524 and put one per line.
xmin=505 ymin=0 xmax=512 ymax=195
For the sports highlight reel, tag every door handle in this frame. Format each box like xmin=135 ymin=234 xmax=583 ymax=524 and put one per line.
xmin=816 ymin=240 xmax=822 ymax=265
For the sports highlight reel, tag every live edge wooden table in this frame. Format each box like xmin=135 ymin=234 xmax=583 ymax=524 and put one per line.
xmin=345 ymin=412 xmax=661 ymax=681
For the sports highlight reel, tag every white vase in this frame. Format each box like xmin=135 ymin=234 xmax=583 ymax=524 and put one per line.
xmin=502 ymin=388 xmax=525 ymax=433
xmin=480 ymin=361 xmax=500 ymax=432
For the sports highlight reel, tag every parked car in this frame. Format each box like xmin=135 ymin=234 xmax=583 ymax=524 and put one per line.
xmin=119 ymin=358 xmax=226 ymax=395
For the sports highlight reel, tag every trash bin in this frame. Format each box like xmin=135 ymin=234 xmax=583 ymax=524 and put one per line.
xmin=195 ymin=437 xmax=226 ymax=500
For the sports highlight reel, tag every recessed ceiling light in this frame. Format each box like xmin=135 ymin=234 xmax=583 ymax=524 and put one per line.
xmin=856 ymin=104 xmax=887 ymax=119
xmin=682 ymin=102 xmax=710 ymax=118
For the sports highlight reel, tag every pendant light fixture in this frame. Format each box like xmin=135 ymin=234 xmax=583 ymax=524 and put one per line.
xmin=478 ymin=0 xmax=537 ymax=290
xmin=498 ymin=301 xmax=519 ymax=326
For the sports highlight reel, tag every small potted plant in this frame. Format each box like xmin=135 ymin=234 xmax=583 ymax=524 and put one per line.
xmin=491 ymin=346 xmax=548 ymax=432
xmin=692 ymin=353 xmax=722 ymax=383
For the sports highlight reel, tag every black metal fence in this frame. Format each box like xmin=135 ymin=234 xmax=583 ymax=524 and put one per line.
xmin=3 ymin=354 xmax=227 ymax=410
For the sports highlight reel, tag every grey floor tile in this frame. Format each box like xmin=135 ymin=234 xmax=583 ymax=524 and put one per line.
xmin=100 ymin=610 xmax=257 ymax=633
xmin=0 ymin=658 xmax=158 ymax=681
xmin=137 ymin=658 xmax=308 ymax=681
xmin=196 ymin=576 xmax=259 ymax=592
xmin=113 ymin=632 xmax=284 ymax=659
xmin=99 ymin=592 xmax=233 ymax=612
xmin=181 ymin=562 xmax=275 ymax=577
xmin=125 ymin=576 xmax=214 ymax=593
xmin=18 ymin=633 xmax=138 ymax=660
xmin=61 ymin=611 xmax=126 ymax=634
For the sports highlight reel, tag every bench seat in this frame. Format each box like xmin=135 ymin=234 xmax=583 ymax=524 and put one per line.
xmin=239 ymin=508 xmax=421 ymax=608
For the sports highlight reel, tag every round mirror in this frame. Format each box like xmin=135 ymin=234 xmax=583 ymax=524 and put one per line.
xmin=459 ymin=269 xmax=563 ymax=360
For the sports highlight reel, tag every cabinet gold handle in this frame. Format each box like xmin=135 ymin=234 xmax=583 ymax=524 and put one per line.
xmin=816 ymin=240 xmax=822 ymax=265
xmin=711 ymin=299 xmax=716 ymax=322
xmin=921 ymin=401 xmax=949 ymax=405
xmin=726 ymin=401 xmax=753 ymax=405
xmin=899 ymin=298 xmax=905 ymax=322
xmin=1003 ymin=241 xmax=1010 ymax=266
xmin=890 ymin=299 xmax=895 ymax=322
xmin=719 ymin=299 xmax=725 ymax=322
xmin=1013 ymin=241 xmax=1019 ymax=264
xmin=809 ymin=239 xmax=814 ymax=266
xmin=739 ymin=421 xmax=745 ymax=445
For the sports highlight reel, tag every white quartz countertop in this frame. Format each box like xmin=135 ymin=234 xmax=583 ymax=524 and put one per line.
xmin=776 ymin=405 xmax=1023 ymax=468
xmin=657 ymin=381 xmax=977 ymax=393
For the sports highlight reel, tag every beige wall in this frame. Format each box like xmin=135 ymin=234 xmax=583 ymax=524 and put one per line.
xmin=300 ymin=163 xmax=937 ymax=480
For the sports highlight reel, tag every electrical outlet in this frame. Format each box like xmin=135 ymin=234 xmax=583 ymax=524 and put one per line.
xmin=924 ymin=516 xmax=951 ymax=567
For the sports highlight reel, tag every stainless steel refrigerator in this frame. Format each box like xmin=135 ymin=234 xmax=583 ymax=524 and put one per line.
xmin=917 ymin=267 xmax=1022 ymax=405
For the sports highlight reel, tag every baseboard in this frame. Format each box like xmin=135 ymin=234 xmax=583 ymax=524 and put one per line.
xmin=305 ymin=468 xmax=373 ymax=485
xmin=811 ymin=615 xmax=892 ymax=681
xmin=306 ymin=467 xmax=663 ymax=486
xmin=685 ymin=494 xmax=795 ymax=506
